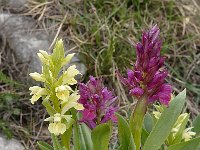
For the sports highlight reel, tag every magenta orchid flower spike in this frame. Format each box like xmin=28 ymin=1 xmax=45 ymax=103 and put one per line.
xmin=118 ymin=25 xmax=172 ymax=106
xmin=117 ymin=25 xmax=173 ymax=149
xmin=79 ymin=76 xmax=118 ymax=129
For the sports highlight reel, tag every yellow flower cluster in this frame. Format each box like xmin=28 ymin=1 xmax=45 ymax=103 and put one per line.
xmin=29 ymin=39 xmax=84 ymax=135
xmin=153 ymin=104 xmax=196 ymax=145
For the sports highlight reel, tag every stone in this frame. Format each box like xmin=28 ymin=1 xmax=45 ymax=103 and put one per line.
xmin=0 ymin=0 xmax=27 ymax=13
xmin=0 ymin=13 xmax=51 ymax=73
xmin=0 ymin=135 xmax=24 ymax=150
xmin=0 ymin=12 xmax=86 ymax=82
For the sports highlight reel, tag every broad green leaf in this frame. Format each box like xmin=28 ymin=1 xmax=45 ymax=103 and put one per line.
xmin=79 ymin=123 xmax=93 ymax=150
xmin=37 ymin=141 xmax=53 ymax=150
xmin=167 ymin=137 xmax=200 ymax=150
xmin=116 ymin=113 xmax=135 ymax=150
xmin=128 ymin=137 xmax=136 ymax=150
xmin=193 ymin=113 xmax=200 ymax=136
xmin=73 ymin=111 xmax=93 ymax=150
xmin=141 ymin=128 xmax=149 ymax=146
xmin=143 ymin=113 xmax=153 ymax=133
xmin=73 ymin=122 xmax=82 ymax=150
xmin=91 ymin=123 xmax=111 ymax=150
xmin=61 ymin=127 xmax=72 ymax=150
xmin=73 ymin=123 xmax=93 ymax=150
xmin=143 ymin=89 xmax=186 ymax=150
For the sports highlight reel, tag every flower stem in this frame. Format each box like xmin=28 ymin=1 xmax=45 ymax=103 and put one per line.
xmin=61 ymin=127 xmax=72 ymax=150
xmin=130 ymin=95 xmax=148 ymax=150
xmin=51 ymin=91 xmax=61 ymax=112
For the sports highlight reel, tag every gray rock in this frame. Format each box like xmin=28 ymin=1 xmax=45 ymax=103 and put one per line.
xmin=0 ymin=0 xmax=27 ymax=13
xmin=0 ymin=13 xmax=51 ymax=73
xmin=0 ymin=135 xmax=24 ymax=150
xmin=0 ymin=13 xmax=86 ymax=81
xmin=70 ymin=55 xmax=87 ymax=75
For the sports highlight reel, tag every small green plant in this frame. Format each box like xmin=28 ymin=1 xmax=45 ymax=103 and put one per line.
xmin=0 ymin=71 xmax=22 ymax=138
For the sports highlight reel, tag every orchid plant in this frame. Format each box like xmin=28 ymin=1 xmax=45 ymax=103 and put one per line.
xmin=29 ymin=26 xmax=200 ymax=150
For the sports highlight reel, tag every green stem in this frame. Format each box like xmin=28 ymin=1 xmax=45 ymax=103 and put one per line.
xmin=51 ymin=134 xmax=62 ymax=150
xmin=130 ymin=95 xmax=148 ymax=150
xmin=61 ymin=110 xmax=73 ymax=150
xmin=61 ymin=127 xmax=72 ymax=150
xmin=51 ymin=92 xmax=61 ymax=112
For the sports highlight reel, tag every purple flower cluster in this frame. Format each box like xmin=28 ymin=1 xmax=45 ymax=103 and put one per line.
xmin=118 ymin=25 xmax=172 ymax=106
xmin=79 ymin=76 xmax=118 ymax=129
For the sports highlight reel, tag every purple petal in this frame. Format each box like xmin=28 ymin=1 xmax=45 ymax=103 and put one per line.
xmin=81 ymin=109 xmax=96 ymax=121
xmin=129 ymin=87 xmax=144 ymax=96
xmin=157 ymin=84 xmax=172 ymax=106
xmin=147 ymin=71 xmax=168 ymax=89
xmin=134 ymin=70 xmax=143 ymax=81
xmin=148 ymin=84 xmax=172 ymax=106
xmin=102 ymin=88 xmax=113 ymax=101
xmin=89 ymin=76 xmax=97 ymax=86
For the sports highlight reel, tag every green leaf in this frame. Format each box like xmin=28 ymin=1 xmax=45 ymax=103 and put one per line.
xmin=141 ymin=128 xmax=149 ymax=146
xmin=0 ymin=71 xmax=22 ymax=87
xmin=116 ymin=113 xmax=135 ymax=150
xmin=51 ymin=134 xmax=62 ymax=150
xmin=91 ymin=123 xmax=111 ymax=150
xmin=51 ymin=39 xmax=65 ymax=77
xmin=42 ymin=99 xmax=57 ymax=116
xmin=80 ymin=123 xmax=93 ymax=150
xmin=61 ymin=127 xmax=72 ymax=150
xmin=193 ymin=113 xmax=200 ymax=136
xmin=143 ymin=113 xmax=153 ymax=133
xmin=0 ymin=120 xmax=13 ymax=139
xmin=143 ymin=89 xmax=186 ymax=150
xmin=73 ymin=110 xmax=93 ymax=150
xmin=73 ymin=123 xmax=93 ymax=150
xmin=52 ymin=39 xmax=65 ymax=63
xmin=73 ymin=122 xmax=81 ymax=150
xmin=37 ymin=141 xmax=53 ymax=150
xmin=167 ymin=137 xmax=200 ymax=150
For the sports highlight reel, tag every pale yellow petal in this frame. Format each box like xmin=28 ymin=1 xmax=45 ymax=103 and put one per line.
xmin=61 ymin=53 xmax=75 ymax=67
xmin=48 ymin=122 xmax=66 ymax=135
xmin=61 ymin=102 xmax=77 ymax=115
xmin=62 ymin=65 xmax=80 ymax=85
xmin=61 ymin=101 xmax=83 ymax=114
xmin=55 ymin=85 xmax=71 ymax=101
xmin=29 ymin=72 xmax=45 ymax=82
xmin=39 ymin=50 xmax=49 ymax=58
xmin=74 ymin=103 xmax=84 ymax=110
xmin=29 ymin=86 xmax=41 ymax=95
xmin=30 ymin=94 xmax=41 ymax=104
xmin=37 ymin=88 xmax=47 ymax=96
xmin=182 ymin=127 xmax=196 ymax=141
xmin=37 ymin=53 xmax=49 ymax=64
xmin=44 ymin=116 xmax=53 ymax=122
xmin=68 ymin=93 xmax=80 ymax=102
xmin=29 ymin=86 xmax=47 ymax=104
xmin=53 ymin=113 xmax=62 ymax=122
xmin=152 ymin=111 xmax=161 ymax=120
